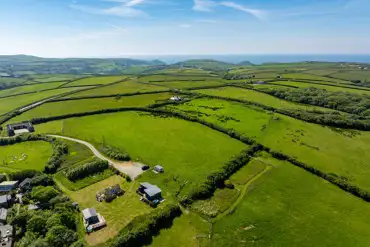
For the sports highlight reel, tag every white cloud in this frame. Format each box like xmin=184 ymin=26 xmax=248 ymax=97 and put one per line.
xmin=220 ymin=2 xmax=267 ymax=20
xmin=70 ymin=0 xmax=147 ymax=17
xmin=193 ymin=0 xmax=217 ymax=12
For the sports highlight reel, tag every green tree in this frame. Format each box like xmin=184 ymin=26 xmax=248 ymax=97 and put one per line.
xmin=45 ymin=226 xmax=78 ymax=247
xmin=31 ymin=186 xmax=59 ymax=204
xmin=27 ymin=216 xmax=47 ymax=235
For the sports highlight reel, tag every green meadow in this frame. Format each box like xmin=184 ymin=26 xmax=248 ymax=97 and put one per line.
xmin=151 ymin=80 xmax=224 ymax=89
xmin=0 ymin=87 xmax=83 ymax=115
xmin=7 ymin=93 xmax=173 ymax=123
xmin=168 ymin=98 xmax=370 ymax=192
xmin=195 ymin=86 xmax=337 ymax=112
xmin=66 ymin=75 xmax=126 ymax=87
xmin=0 ymin=81 xmax=65 ymax=98
xmin=0 ymin=141 xmax=52 ymax=171
xmin=212 ymin=154 xmax=370 ymax=247
xmin=330 ymin=71 xmax=370 ymax=82
xmin=280 ymin=73 xmax=350 ymax=83
xmin=63 ymin=80 xmax=168 ymax=98
xmin=35 ymin=111 xmax=246 ymax=196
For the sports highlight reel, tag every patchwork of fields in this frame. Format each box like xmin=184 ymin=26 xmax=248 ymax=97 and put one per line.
xmin=2 ymin=63 xmax=370 ymax=247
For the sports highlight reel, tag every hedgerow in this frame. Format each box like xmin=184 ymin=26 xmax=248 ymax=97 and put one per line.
xmin=65 ymin=159 xmax=109 ymax=181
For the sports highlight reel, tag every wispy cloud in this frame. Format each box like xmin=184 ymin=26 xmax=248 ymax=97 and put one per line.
xmin=220 ymin=2 xmax=267 ymax=20
xmin=193 ymin=0 xmax=217 ymax=12
xmin=70 ymin=0 xmax=147 ymax=17
xmin=179 ymin=24 xmax=192 ymax=28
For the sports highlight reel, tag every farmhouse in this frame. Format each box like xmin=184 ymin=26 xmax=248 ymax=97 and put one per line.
xmin=82 ymin=208 xmax=106 ymax=232
xmin=153 ymin=165 xmax=164 ymax=173
xmin=0 ymin=195 xmax=12 ymax=209
xmin=170 ymin=96 xmax=182 ymax=102
xmin=6 ymin=121 xmax=35 ymax=137
xmin=137 ymin=182 xmax=162 ymax=206
xmin=0 ymin=181 xmax=19 ymax=193
xmin=0 ymin=225 xmax=13 ymax=247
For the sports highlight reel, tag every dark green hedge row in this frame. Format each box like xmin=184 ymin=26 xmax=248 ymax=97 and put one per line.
xmin=0 ymin=134 xmax=68 ymax=174
xmin=65 ymin=159 xmax=109 ymax=181
xmin=181 ymin=144 xmax=264 ymax=205
xmin=100 ymin=145 xmax=130 ymax=161
xmin=109 ymin=204 xmax=181 ymax=247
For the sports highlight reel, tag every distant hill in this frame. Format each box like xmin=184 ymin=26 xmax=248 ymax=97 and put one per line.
xmin=173 ymin=59 xmax=238 ymax=71
xmin=0 ymin=55 xmax=166 ymax=76
xmin=237 ymin=60 xmax=254 ymax=66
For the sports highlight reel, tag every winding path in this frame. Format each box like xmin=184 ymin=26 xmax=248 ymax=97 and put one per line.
xmin=47 ymin=134 xmax=144 ymax=179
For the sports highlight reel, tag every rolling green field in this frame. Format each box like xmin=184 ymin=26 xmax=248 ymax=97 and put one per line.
xmin=150 ymin=80 xmax=224 ymax=89
xmin=0 ymin=81 xmax=65 ymax=97
xmin=62 ymin=80 xmax=168 ymax=98
xmin=7 ymin=93 xmax=173 ymax=123
xmin=212 ymin=154 xmax=370 ymax=247
xmin=167 ymin=97 xmax=370 ymax=192
xmin=280 ymin=73 xmax=350 ymax=84
xmin=35 ymin=111 xmax=246 ymax=196
xmin=65 ymin=76 xmax=126 ymax=87
xmin=330 ymin=71 xmax=370 ymax=82
xmin=195 ymin=86 xmax=337 ymax=112
xmin=0 ymin=87 xmax=85 ymax=115
xmin=0 ymin=141 xmax=52 ymax=171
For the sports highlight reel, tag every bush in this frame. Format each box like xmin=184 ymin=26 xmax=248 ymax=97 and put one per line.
xmin=31 ymin=186 xmax=59 ymax=204
xmin=65 ymin=159 xmax=109 ymax=181
xmin=8 ymin=170 xmax=40 ymax=181
xmin=224 ymin=180 xmax=234 ymax=189
xmin=100 ymin=145 xmax=130 ymax=161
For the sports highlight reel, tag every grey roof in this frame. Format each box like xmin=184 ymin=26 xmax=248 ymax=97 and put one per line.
xmin=19 ymin=178 xmax=32 ymax=188
xmin=0 ymin=208 xmax=7 ymax=221
xmin=0 ymin=181 xmax=18 ymax=186
xmin=28 ymin=204 xmax=40 ymax=211
xmin=140 ymin=182 xmax=153 ymax=189
xmin=0 ymin=224 xmax=13 ymax=238
xmin=82 ymin=208 xmax=97 ymax=220
xmin=144 ymin=185 xmax=162 ymax=197
xmin=0 ymin=195 xmax=9 ymax=204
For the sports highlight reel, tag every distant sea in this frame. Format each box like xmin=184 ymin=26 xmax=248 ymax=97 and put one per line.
xmin=129 ymin=54 xmax=370 ymax=65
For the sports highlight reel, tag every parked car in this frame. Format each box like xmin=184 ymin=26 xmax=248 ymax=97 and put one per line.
xmin=142 ymin=165 xmax=150 ymax=171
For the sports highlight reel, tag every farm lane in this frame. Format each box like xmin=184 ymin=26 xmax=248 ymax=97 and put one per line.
xmin=47 ymin=134 xmax=144 ymax=179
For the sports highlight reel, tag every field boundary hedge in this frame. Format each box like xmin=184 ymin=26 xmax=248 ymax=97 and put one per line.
xmin=109 ymin=204 xmax=182 ymax=247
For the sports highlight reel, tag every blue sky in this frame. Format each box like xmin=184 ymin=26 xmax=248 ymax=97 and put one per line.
xmin=0 ymin=0 xmax=369 ymax=57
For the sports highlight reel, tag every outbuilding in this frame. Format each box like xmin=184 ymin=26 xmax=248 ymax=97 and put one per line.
xmin=0 ymin=225 xmax=13 ymax=247
xmin=137 ymin=182 xmax=162 ymax=204
xmin=0 ymin=181 xmax=19 ymax=193
xmin=153 ymin=165 xmax=164 ymax=173
xmin=19 ymin=178 xmax=32 ymax=192
xmin=0 ymin=195 xmax=12 ymax=209
xmin=82 ymin=208 xmax=99 ymax=225
xmin=0 ymin=208 xmax=8 ymax=224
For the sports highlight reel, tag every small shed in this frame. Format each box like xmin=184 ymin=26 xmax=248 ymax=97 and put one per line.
xmin=137 ymin=182 xmax=162 ymax=202
xmin=0 ymin=208 xmax=8 ymax=224
xmin=82 ymin=208 xmax=99 ymax=225
xmin=170 ymin=96 xmax=182 ymax=102
xmin=0 ymin=225 xmax=13 ymax=247
xmin=154 ymin=165 xmax=164 ymax=173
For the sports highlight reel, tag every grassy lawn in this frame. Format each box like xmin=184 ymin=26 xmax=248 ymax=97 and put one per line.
xmin=54 ymin=168 xmax=116 ymax=191
xmin=212 ymin=154 xmax=370 ymax=247
xmin=7 ymin=93 xmax=173 ymax=124
xmin=0 ymin=87 xmax=84 ymax=115
xmin=148 ymin=212 xmax=210 ymax=247
xmin=66 ymin=76 xmax=126 ymax=87
xmin=195 ymin=86 xmax=337 ymax=112
xmin=60 ymin=140 xmax=94 ymax=169
xmin=57 ymin=175 xmax=159 ymax=246
xmin=63 ymin=80 xmax=168 ymax=98
xmin=0 ymin=141 xmax=52 ymax=171
xmin=167 ymin=98 xmax=370 ymax=192
xmin=35 ymin=111 xmax=246 ymax=197
xmin=0 ymin=81 xmax=65 ymax=97
xmin=151 ymin=80 xmax=224 ymax=89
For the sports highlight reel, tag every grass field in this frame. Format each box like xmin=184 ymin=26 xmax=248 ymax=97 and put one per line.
xmin=7 ymin=93 xmax=173 ymax=124
xmin=270 ymin=80 xmax=370 ymax=95
xmin=138 ymin=75 xmax=221 ymax=83
xmin=57 ymin=175 xmax=158 ymax=246
xmin=167 ymin=98 xmax=370 ymax=192
xmin=29 ymin=74 xmax=86 ymax=82
xmin=62 ymin=80 xmax=168 ymax=98
xmin=329 ymin=71 xmax=370 ymax=82
xmin=212 ymin=153 xmax=370 ymax=247
xmin=0 ymin=141 xmax=52 ymax=171
xmin=195 ymin=86 xmax=337 ymax=112
xmin=60 ymin=140 xmax=94 ymax=169
xmin=0 ymin=81 xmax=65 ymax=98
xmin=65 ymin=76 xmax=126 ymax=87
xmin=0 ymin=87 xmax=85 ymax=116
xmin=281 ymin=73 xmax=351 ymax=84
xmin=150 ymin=80 xmax=224 ymax=89
xmin=35 ymin=111 xmax=246 ymax=197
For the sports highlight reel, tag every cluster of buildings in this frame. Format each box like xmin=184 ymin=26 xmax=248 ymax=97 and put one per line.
xmin=6 ymin=122 xmax=35 ymax=137
xmin=0 ymin=178 xmax=34 ymax=247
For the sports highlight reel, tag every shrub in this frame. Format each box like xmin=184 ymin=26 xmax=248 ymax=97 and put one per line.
xmin=224 ymin=180 xmax=234 ymax=189
xmin=8 ymin=170 xmax=40 ymax=181
xmin=31 ymin=186 xmax=59 ymax=204
xmin=100 ymin=145 xmax=130 ymax=161
xmin=65 ymin=159 xmax=109 ymax=181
